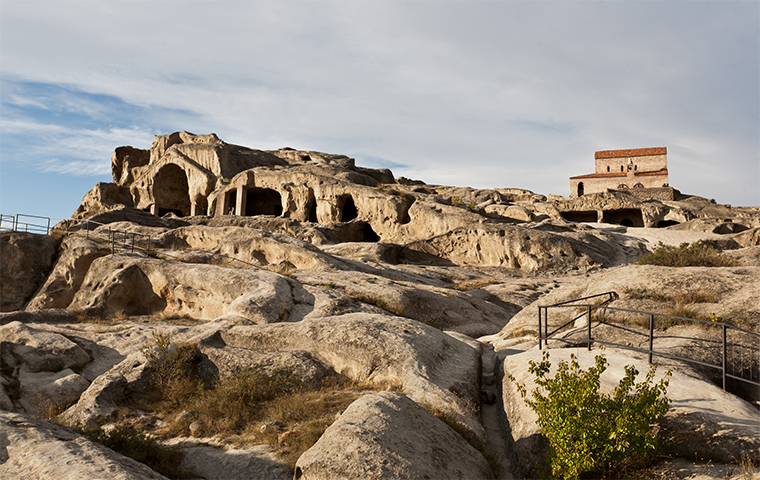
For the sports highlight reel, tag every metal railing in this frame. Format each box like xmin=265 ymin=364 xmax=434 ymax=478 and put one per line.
xmin=2 ymin=214 xmax=154 ymax=256
xmin=538 ymin=292 xmax=760 ymax=390
xmin=0 ymin=214 xmax=56 ymax=234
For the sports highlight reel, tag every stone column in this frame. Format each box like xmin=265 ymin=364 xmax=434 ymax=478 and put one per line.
xmin=236 ymin=185 xmax=246 ymax=216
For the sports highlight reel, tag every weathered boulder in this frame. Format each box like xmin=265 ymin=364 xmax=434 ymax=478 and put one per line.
xmin=18 ymin=368 xmax=90 ymax=415
xmin=73 ymin=182 xmax=134 ymax=217
xmin=483 ymin=204 xmax=534 ymax=222
xmin=219 ymin=313 xmax=485 ymax=441
xmin=0 ymin=309 xmax=78 ymax=325
xmin=501 ymin=349 xmax=760 ymax=478
xmin=165 ymin=438 xmax=291 ymax=480
xmin=732 ymin=226 xmax=760 ymax=247
xmin=0 ymin=321 xmax=90 ymax=373
xmin=59 ymin=372 xmax=127 ymax=431
xmin=493 ymin=265 xmax=760 ymax=347
xmin=295 ymin=270 xmax=512 ymax=336
xmin=68 ymin=254 xmax=294 ymax=322
xmin=0 ymin=231 xmax=58 ymax=311
xmin=295 ymin=391 xmax=494 ymax=480
xmin=156 ymin=225 xmax=345 ymax=271
xmin=0 ymin=411 xmax=168 ymax=479
xmin=26 ymin=236 xmax=110 ymax=310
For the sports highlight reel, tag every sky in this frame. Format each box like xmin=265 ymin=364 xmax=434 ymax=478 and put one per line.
xmin=1 ymin=0 xmax=758 ymax=222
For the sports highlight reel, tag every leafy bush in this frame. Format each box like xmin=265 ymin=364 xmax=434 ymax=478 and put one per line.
xmin=512 ymin=352 xmax=670 ymax=479
xmin=634 ymin=241 xmax=735 ymax=267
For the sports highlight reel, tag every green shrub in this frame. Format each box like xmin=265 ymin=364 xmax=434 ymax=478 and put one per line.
xmin=634 ymin=241 xmax=735 ymax=267
xmin=512 ymin=352 xmax=670 ymax=479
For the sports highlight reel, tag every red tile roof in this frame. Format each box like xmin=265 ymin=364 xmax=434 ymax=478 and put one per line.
xmin=595 ymin=147 xmax=667 ymax=159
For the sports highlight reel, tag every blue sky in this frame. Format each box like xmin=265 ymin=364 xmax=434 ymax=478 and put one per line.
xmin=1 ymin=1 xmax=758 ymax=221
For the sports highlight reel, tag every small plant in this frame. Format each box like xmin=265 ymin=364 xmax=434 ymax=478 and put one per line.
xmin=634 ymin=241 xmax=736 ymax=267
xmin=140 ymin=331 xmax=198 ymax=394
xmin=451 ymin=196 xmax=465 ymax=207
xmin=511 ymin=351 xmax=670 ymax=479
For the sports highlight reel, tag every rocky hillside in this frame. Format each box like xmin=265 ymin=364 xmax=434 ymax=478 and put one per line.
xmin=1 ymin=132 xmax=758 ymax=479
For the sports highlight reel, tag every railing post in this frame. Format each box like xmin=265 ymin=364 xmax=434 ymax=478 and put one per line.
xmin=648 ymin=314 xmax=654 ymax=364
xmin=14 ymin=214 xmax=18 ymax=231
xmin=587 ymin=305 xmax=592 ymax=351
xmin=46 ymin=217 xmax=51 ymax=234
xmin=722 ymin=324 xmax=727 ymax=391
xmin=538 ymin=306 xmax=543 ymax=350
xmin=131 ymin=233 xmax=135 ymax=253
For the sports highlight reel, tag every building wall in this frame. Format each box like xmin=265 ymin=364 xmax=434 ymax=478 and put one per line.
xmin=570 ymin=172 xmax=668 ymax=197
xmin=594 ymin=153 xmax=667 ymax=175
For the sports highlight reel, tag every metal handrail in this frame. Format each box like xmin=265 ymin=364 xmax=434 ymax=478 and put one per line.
xmin=538 ymin=294 xmax=760 ymax=390
xmin=2 ymin=214 xmax=154 ymax=256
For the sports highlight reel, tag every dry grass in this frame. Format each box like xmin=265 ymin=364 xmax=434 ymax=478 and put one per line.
xmin=635 ymin=241 xmax=736 ymax=267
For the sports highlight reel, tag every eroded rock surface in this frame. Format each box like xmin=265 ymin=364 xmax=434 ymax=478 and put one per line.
xmin=295 ymin=391 xmax=494 ymax=480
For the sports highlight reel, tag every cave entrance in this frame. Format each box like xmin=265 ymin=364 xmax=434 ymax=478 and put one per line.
xmin=362 ymin=223 xmax=380 ymax=242
xmin=560 ymin=210 xmax=598 ymax=223
xmin=245 ymin=188 xmax=283 ymax=216
xmin=307 ymin=190 xmax=318 ymax=222
xmin=154 ymin=164 xmax=191 ymax=217
xmin=224 ymin=190 xmax=237 ymax=215
xmin=657 ymin=220 xmax=680 ymax=228
xmin=340 ymin=195 xmax=358 ymax=222
xmin=601 ymin=209 xmax=644 ymax=227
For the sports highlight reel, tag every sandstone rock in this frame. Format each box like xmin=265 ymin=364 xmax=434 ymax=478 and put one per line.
xmin=59 ymin=372 xmax=127 ymax=431
xmin=0 ymin=231 xmax=58 ymax=311
xmin=18 ymin=368 xmax=90 ymax=415
xmin=0 ymin=410 xmax=168 ymax=479
xmin=69 ymin=254 xmax=294 ymax=323
xmin=493 ymin=265 xmax=760 ymax=347
xmin=26 ymin=236 xmax=110 ymax=310
xmin=732 ymin=226 xmax=760 ymax=247
xmin=165 ymin=437 xmax=291 ymax=480
xmin=483 ymin=204 xmax=534 ymax=222
xmin=220 ymin=313 xmax=485 ymax=441
xmin=0 ymin=309 xmax=78 ymax=325
xmin=197 ymin=337 xmax=332 ymax=387
xmin=501 ymin=348 xmax=760 ymax=477
xmin=295 ymin=270 xmax=513 ymax=336
xmin=74 ymin=182 xmax=134 ymax=217
xmin=0 ymin=321 xmax=90 ymax=373
xmin=295 ymin=391 xmax=494 ymax=480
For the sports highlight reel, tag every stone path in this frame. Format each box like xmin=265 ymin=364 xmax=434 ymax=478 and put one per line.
xmin=480 ymin=343 xmax=514 ymax=480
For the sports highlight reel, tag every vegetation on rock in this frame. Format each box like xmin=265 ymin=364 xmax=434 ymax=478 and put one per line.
xmin=634 ymin=241 xmax=736 ymax=267
xmin=512 ymin=351 xmax=671 ymax=479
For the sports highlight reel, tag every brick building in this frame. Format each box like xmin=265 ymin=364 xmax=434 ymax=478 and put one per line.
xmin=569 ymin=147 xmax=669 ymax=197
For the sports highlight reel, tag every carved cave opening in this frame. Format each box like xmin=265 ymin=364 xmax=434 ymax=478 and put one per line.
xmin=154 ymin=164 xmax=191 ymax=217
xmin=245 ymin=188 xmax=283 ymax=216
xmin=560 ymin=210 xmax=597 ymax=223
xmin=307 ymin=190 xmax=318 ymax=222
xmin=225 ymin=190 xmax=237 ymax=215
xmin=362 ymin=223 xmax=380 ymax=242
xmin=602 ymin=209 xmax=644 ymax=227
xmin=657 ymin=220 xmax=680 ymax=228
xmin=340 ymin=195 xmax=358 ymax=222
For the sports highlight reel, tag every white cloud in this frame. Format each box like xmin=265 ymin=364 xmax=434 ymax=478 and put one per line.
xmin=1 ymin=0 xmax=757 ymax=208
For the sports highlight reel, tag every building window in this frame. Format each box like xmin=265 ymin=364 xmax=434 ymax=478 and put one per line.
xmin=634 ymin=165 xmax=637 ymax=171
xmin=577 ymin=182 xmax=584 ymax=196
xmin=607 ymin=166 xmax=610 ymax=172
xmin=621 ymin=166 xmax=624 ymax=172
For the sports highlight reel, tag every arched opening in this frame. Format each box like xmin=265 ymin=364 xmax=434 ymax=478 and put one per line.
xmin=617 ymin=184 xmax=629 ymax=189
xmin=606 ymin=166 xmax=610 ymax=172
xmin=657 ymin=220 xmax=680 ymax=228
xmin=307 ymin=190 xmax=318 ymax=222
xmin=340 ymin=195 xmax=358 ymax=222
xmin=154 ymin=164 xmax=191 ymax=217
xmin=224 ymin=190 xmax=237 ymax=215
xmin=602 ymin=209 xmax=644 ymax=227
xmin=577 ymin=182 xmax=584 ymax=196
xmin=633 ymin=183 xmax=644 ymax=189
xmin=194 ymin=196 xmax=208 ymax=216
xmin=362 ymin=223 xmax=380 ymax=242
xmin=621 ymin=166 xmax=624 ymax=172
xmin=245 ymin=188 xmax=283 ymax=216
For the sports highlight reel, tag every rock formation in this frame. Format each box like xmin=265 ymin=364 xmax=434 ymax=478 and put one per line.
xmin=0 ymin=131 xmax=758 ymax=479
